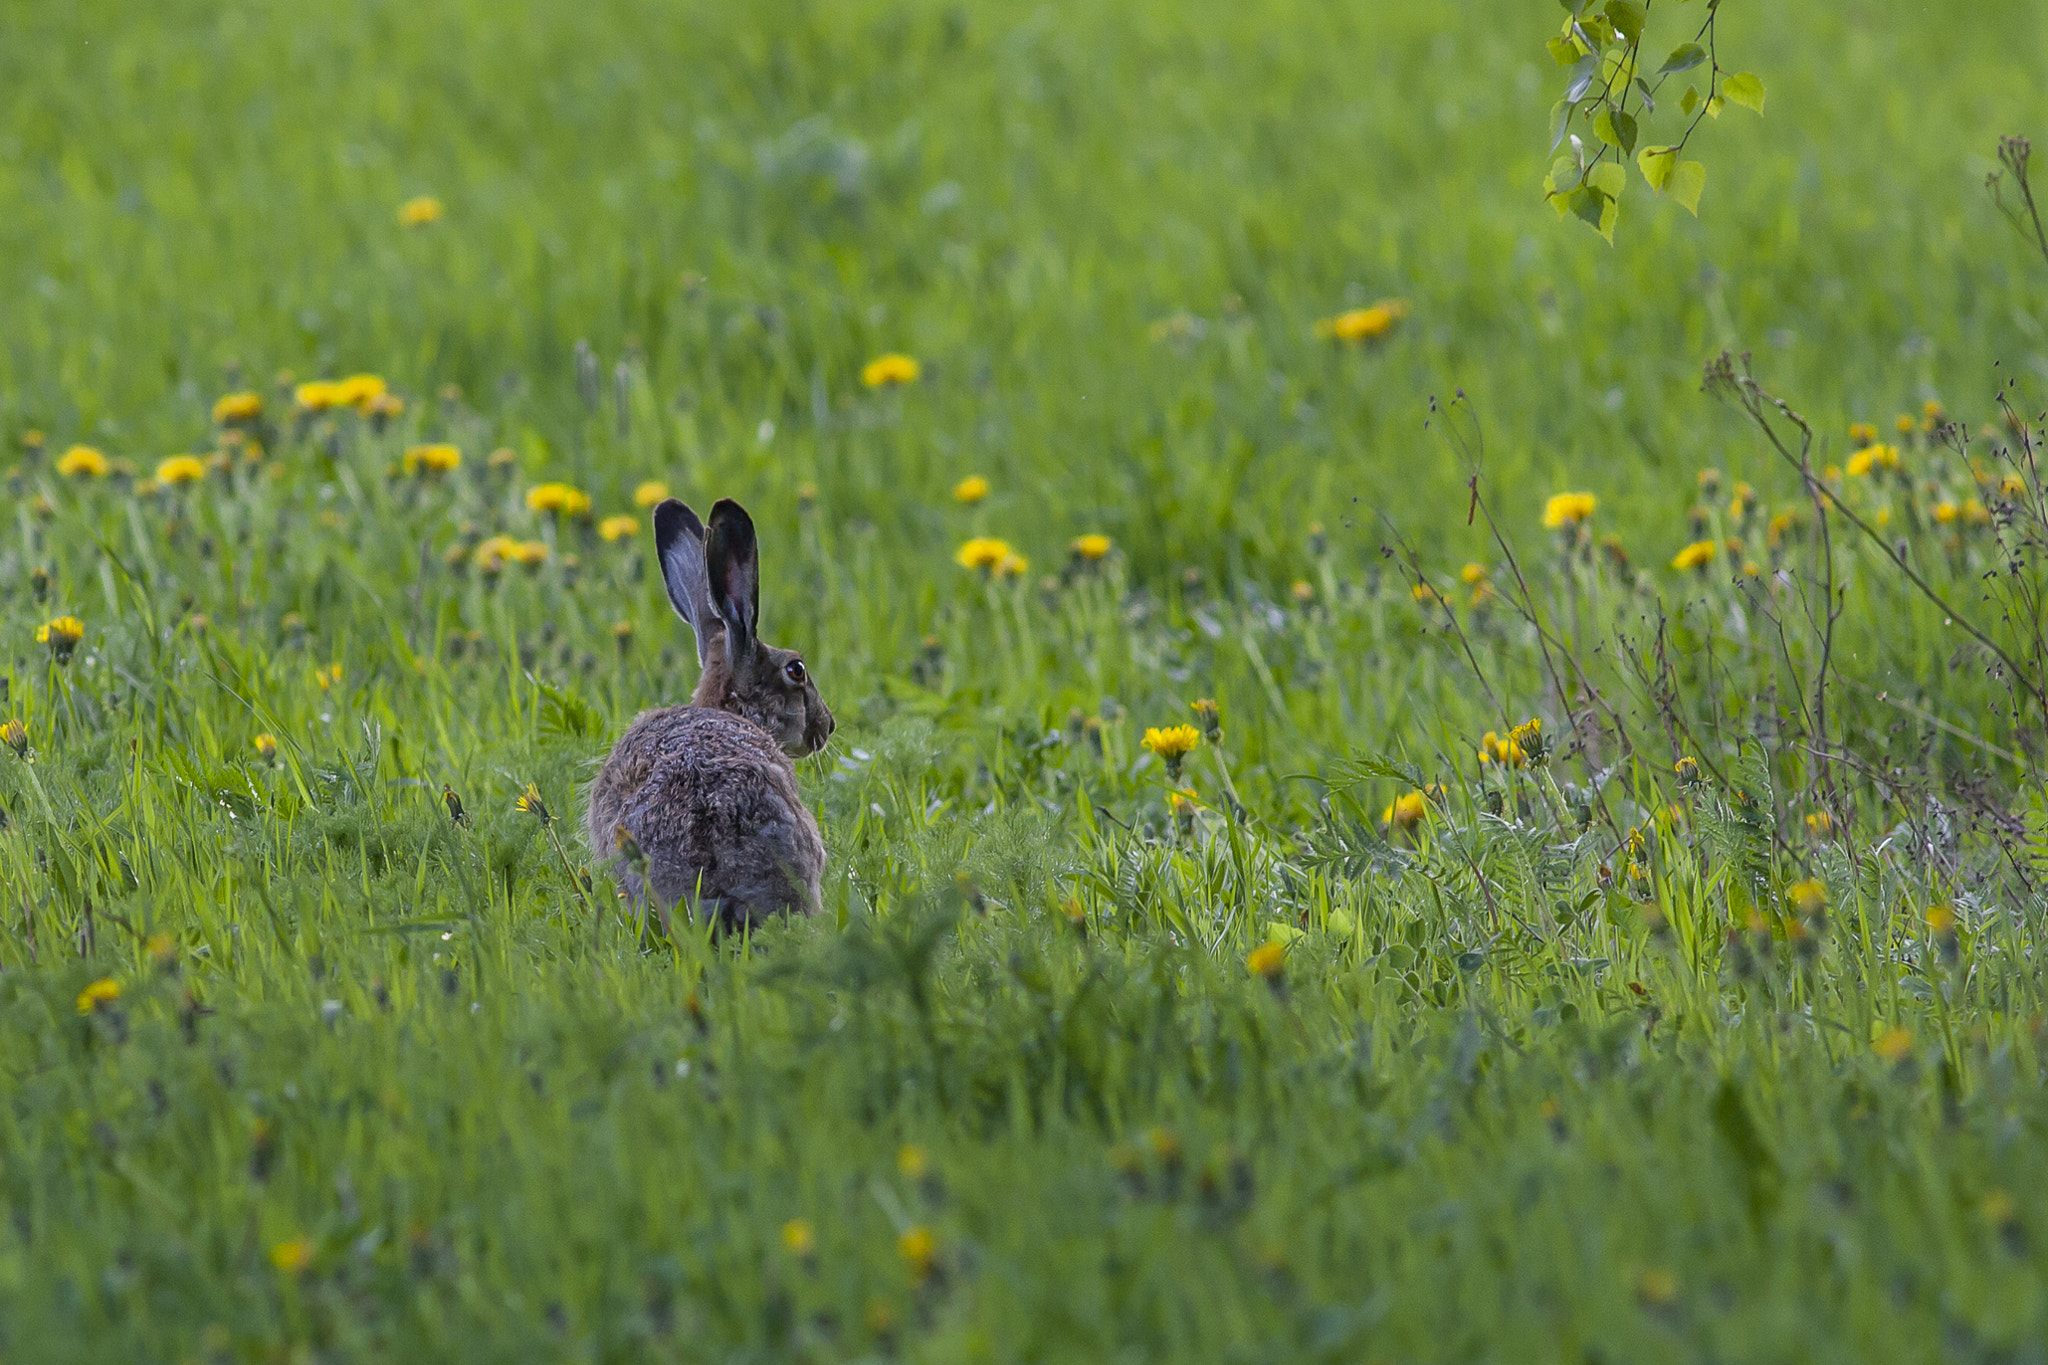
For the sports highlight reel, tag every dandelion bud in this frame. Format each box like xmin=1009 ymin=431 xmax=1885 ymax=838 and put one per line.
xmin=515 ymin=782 xmax=551 ymax=825
xmin=1190 ymin=698 xmax=1221 ymax=741
xmin=1 ymin=718 xmax=26 ymax=759
xmin=253 ymin=733 xmax=278 ymax=763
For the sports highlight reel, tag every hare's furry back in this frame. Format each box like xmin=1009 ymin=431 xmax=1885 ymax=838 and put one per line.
xmin=586 ymin=705 xmax=824 ymax=928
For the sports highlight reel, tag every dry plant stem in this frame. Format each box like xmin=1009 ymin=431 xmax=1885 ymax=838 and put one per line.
xmin=1707 ymin=352 xmax=2048 ymax=727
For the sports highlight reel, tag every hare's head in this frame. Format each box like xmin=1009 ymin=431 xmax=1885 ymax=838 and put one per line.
xmin=654 ymin=497 xmax=834 ymax=756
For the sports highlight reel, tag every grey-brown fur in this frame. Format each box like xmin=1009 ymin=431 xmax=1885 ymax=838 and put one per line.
xmin=585 ymin=498 xmax=832 ymax=929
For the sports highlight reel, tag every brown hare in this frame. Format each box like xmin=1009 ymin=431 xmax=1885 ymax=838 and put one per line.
xmin=586 ymin=498 xmax=833 ymax=930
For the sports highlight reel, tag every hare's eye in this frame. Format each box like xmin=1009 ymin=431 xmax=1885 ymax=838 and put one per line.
xmin=783 ymin=659 xmax=807 ymax=686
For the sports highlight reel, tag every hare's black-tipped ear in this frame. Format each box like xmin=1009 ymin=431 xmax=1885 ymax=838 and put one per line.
xmin=653 ymin=499 xmax=716 ymax=668
xmin=705 ymin=499 xmax=760 ymax=656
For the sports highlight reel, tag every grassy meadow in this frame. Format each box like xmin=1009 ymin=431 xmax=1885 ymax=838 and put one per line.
xmin=7 ymin=0 xmax=2048 ymax=1359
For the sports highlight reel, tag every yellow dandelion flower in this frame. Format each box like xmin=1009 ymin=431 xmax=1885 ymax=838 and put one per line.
xmin=75 ymin=977 xmax=121 ymax=1014
xmin=955 ymin=537 xmax=1012 ymax=571
xmin=398 ymin=195 xmax=444 ymax=227
xmin=953 ymin=475 xmax=990 ymax=504
xmin=269 ymin=1237 xmax=315 ymax=1274
xmin=1477 ymin=730 xmax=1525 ymax=768
xmin=897 ymin=1226 xmax=936 ymax=1278
xmin=1290 ymin=580 xmax=1315 ymax=604
xmin=509 ymin=539 xmax=550 ymax=568
xmin=994 ymin=551 xmax=1029 ymax=579
xmin=213 ymin=392 xmax=262 ymax=423
xmin=1962 ymin=497 xmax=1990 ymax=526
xmin=1926 ymin=903 xmax=1956 ymax=934
xmin=898 ymin=1144 xmax=929 ymax=1180
xmin=862 ymin=353 xmax=921 ymax=387
xmin=57 ymin=445 xmax=110 ymax=478
xmin=525 ymin=482 xmax=590 ymax=516
xmin=1895 ymin=414 xmax=1916 ymax=435
xmin=1070 ymin=533 xmax=1112 ymax=560
xmin=1670 ymin=540 xmax=1717 ymax=572
xmin=1246 ymin=940 xmax=1286 ymax=979
xmin=1848 ymin=421 xmax=1876 ymax=448
xmin=1872 ymin=1027 xmax=1913 ymax=1062
xmin=1636 ymin=1269 xmax=1679 ymax=1306
xmin=1933 ymin=500 xmax=1958 ymax=524
xmin=1381 ymin=789 xmax=1428 ymax=831
xmin=1 ymin=718 xmax=27 ymax=758
xmin=1142 ymin=725 xmax=1201 ymax=762
xmin=402 ymin=444 xmax=462 ymax=476
xmin=1412 ymin=581 xmax=1447 ymax=607
xmin=782 ymin=1219 xmax=817 ymax=1257
xmin=487 ymin=447 xmax=519 ymax=471
xmin=1541 ymin=491 xmax=1598 ymax=529
xmin=632 ymin=480 xmax=671 ymax=508
xmin=295 ymin=380 xmax=345 ymax=411
xmin=2001 ymin=474 xmax=2026 ymax=499
xmin=37 ymin=616 xmax=84 ymax=661
xmin=254 ymin=733 xmax=279 ymax=762
xmin=1805 ymin=811 xmax=1833 ymax=837
xmin=156 ymin=455 xmax=207 ymax=485
xmin=1922 ymin=399 xmax=1945 ymax=429
xmin=598 ymin=514 xmax=640 ymax=543
xmin=332 ymin=375 xmax=387 ymax=411
xmin=1788 ymin=879 xmax=1827 ymax=916
xmin=1460 ymin=562 xmax=1489 ymax=585
xmin=1314 ymin=299 xmax=1410 ymax=342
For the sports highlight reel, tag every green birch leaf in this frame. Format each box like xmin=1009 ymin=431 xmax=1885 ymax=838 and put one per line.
xmin=1669 ymin=160 xmax=1705 ymax=215
xmin=1603 ymin=0 xmax=1645 ymax=43
xmin=1723 ymin=72 xmax=1766 ymax=114
xmin=1659 ymin=42 xmax=1706 ymax=74
xmin=1637 ymin=144 xmax=1677 ymax=191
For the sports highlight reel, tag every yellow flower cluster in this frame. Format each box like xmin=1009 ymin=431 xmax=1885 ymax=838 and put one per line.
xmin=1313 ymin=299 xmax=1410 ymax=342
xmin=57 ymin=445 xmax=110 ymax=478
xmin=297 ymin=374 xmax=390 ymax=413
xmin=955 ymin=537 xmax=1027 ymax=577
xmin=76 ymin=977 xmax=121 ymax=1014
xmin=1541 ymin=491 xmax=1598 ymax=529
xmin=398 ymin=195 xmax=445 ymax=227
xmin=1670 ymin=539 xmax=1717 ymax=572
xmin=526 ymin=482 xmax=593 ymax=517
xmin=1381 ymin=789 xmax=1429 ymax=831
xmin=402 ymin=444 xmax=462 ymax=476
xmin=1845 ymin=443 xmax=1900 ymax=478
xmin=213 ymin=391 xmax=263 ymax=423
xmin=156 ymin=455 xmax=207 ymax=485
xmin=475 ymin=534 xmax=550 ymax=571
xmin=1478 ymin=730 xmax=1525 ymax=767
xmin=862 ymin=353 xmax=921 ymax=387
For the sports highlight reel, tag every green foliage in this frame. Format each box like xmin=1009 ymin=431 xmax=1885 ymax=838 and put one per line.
xmin=0 ymin=0 xmax=2045 ymax=1359
xmin=1541 ymin=0 xmax=1766 ymax=238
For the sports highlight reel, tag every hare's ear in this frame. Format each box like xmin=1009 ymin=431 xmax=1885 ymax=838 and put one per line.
xmin=704 ymin=499 xmax=760 ymax=656
xmin=653 ymin=499 xmax=717 ymax=668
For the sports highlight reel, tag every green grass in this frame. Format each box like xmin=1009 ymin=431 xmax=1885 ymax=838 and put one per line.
xmin=6 ymin=0 xmax=2048 ymax=1359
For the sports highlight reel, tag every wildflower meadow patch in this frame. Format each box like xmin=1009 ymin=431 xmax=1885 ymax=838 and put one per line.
xmin=4 ymin=0 xmax=2048 ymax=1359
